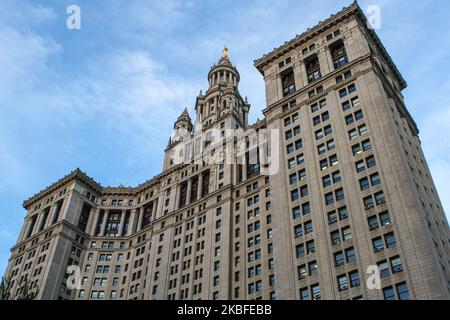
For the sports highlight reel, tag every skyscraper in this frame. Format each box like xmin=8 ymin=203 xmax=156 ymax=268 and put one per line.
xmin=4 ymin=1 xmax=449 ymax=300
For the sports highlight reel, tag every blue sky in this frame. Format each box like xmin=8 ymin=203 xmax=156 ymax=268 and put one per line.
xmin=0 ymin=0 xmax=449 ymax=275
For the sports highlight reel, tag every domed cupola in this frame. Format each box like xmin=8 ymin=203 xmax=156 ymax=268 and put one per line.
xmin=207 ymin=46 xmax=240 ymax=88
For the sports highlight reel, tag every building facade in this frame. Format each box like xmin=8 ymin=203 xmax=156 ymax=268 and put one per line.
xmin=4 ymin=2 xmax=449 ymax=300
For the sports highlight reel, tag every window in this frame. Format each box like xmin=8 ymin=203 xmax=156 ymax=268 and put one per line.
xmin=380 ymin=211 xmax=391 ymax=226
xmin=294 ymin=225 xmax=303 ymax=238
xmin=300 ymin=185 xmax=308 ymax=197
xmin=330 ymin=41 xmax=348 ymax=69
xmin=309 ymin=261 xmax=318 ymax=275
xmin=213 ymin=276 xmax=219 ymax=286
xmin=295 ymin=139 xmax=303 ymax=150
xmin=335 ymin=188 xmax=344 ymax=201
xmin=375 ymin=191 xmax=385 ymax=205
xmin=349 ymin=270 xmax=360 ymax=287
xmin=285 ymin=130 xmax=293 ymax=140
xmin=311 ymin=284 xmax=321 ymax=300
xmin=342 ymin=101 xmax=351 ymax=112
xmin=281 ymin=68 xmax=295 ymax=96
xmin=332 ymin=171 xmax=341 ymax=183
xmin=362 ymin=139 xmax=371 ymax=151
xmin=363 ymin=195 xmax=374 ymax=209
xmin=328 ymin=210 xmax=338 ymax=224
xmin=342 ymin=227 xmax=352 ymax=241
xmin=352 ymin=144 xmax=362 ymax=156
xmin=359 ymin=177 xmax=370 ymax=190
xmin=296 ymin=244 xmax=305 ymax=258
xmin=349 ymin=129 xmax=358 ymax=140
xmin=366 ymin=155 xmax=376 ymax=168
xmin=300 ymin=287 xmax=309 ymax=300
xmin=368 ymin=216 xmax=379 ymax=230
xmin=291 ymin=190 xmax=299 ymax=201
xmin=334 ymin=251 xmax=344 ymax=266
xmin=331 ymin=230 xmax=341 ymax=245
xmin=305 ymin=55 xmax=321 ymax=83
xmin=306 ymin=240 xmax=315 ymax=254
xmin=385 ymin=232 xmax=396 ymax=248
xmin=325 ymin=192 xmax=334 ymax=205
xmin=373 ymin=237 xmax=384 ymax=253
xmin=356 ymin=160 xmax=365 ymax=173
xmin=298 ymin=264 xmax=307 ymax=279
xmin=322 ymin=175 xmax=332 ymax=188
xmin=378 ymin=260 xmax=390 ymax=278
xmin=304 ymin=221 xmax=313 ymax=234
xmin=292 ymin=206 xmax=301 ymax=219
xmin=345 ymin=247 xmax=356 ymax=263
xmin=358 ymin=124 xmax=368 ymax=135
xmin=390 ymin=256 xmax=403 ymax=273
xmin=348 ymin=83 xmax=356 ymax=93
xmin=338 ymin=206 xmax=348 ymax=219
xmin=338 ymin=275 xmax=348 ymax=291
xmin=383 ymin=286 xmax=395 ymax=300
xmin=396 ymin=282 xmax=410 ymax=300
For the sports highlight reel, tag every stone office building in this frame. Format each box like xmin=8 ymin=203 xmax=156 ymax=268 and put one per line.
xmin=4 ymin=2 xmax=449 ymax=300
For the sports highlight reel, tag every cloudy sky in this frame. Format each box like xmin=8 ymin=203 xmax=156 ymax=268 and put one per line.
xmin=0 ymin=0 xmax=449 ymax=275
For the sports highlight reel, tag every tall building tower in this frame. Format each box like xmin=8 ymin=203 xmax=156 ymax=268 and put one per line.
xmin=253 ymin=1 xmax=449 ymax=299
xmin=3 ymin=2 xmax=449 ymax=300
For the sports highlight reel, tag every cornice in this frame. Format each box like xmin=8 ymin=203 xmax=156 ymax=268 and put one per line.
xmin=254 ymin=1 xmax=359 ymax=72
xmin=253 ymin=1 xmax=406 ymax=90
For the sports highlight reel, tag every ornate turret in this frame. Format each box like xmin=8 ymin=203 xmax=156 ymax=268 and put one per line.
xmin=207 ymin=46 xmax=240 ymax=89
xmin=174 ymin=107 xmax=192 ymax=130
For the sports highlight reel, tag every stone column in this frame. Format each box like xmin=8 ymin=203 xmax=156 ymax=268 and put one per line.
xmin=36 ymin=212 xmax=46 ymax=233
xmin=186 ymin=179 xmax=192 ymax=205
xmin=324 ymin=46 xmax=335 ymax=73
xmin=137 ymin=208 xmax=143 ymax=232
xmin=152 ymin=200 xmax=157 ymax=222
xmin=300 ymin=63 xmax=308 ymax=86
xmin=118 ymin=210 xmax=126 ymax=237
xmin=44 ymin=205 xmax=56 ymax=229
xmin=20 ymin=218 xmax=32 ymax=241
xmin=128 ymin=209 xmax=137 ymax=236
xmin=277 ymin=75 xmax=283 ymax=100
xmin=317 ymin=47 xmax=330 ymax=76
xmin=242 ymin=156 xmax=248 ymax=182
xmin=30 ymin=213 xmax=42 ymax=236
xmin=100 ymin=210 xmax=108 ymax=236
xmin=89 ymin=208 xmax=100 ymax=235
xmin=198 ymin=173 xmax=203 ymax=200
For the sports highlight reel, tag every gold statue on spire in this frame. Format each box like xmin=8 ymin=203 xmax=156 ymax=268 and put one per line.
xmin=223 ymin=45 xmax=229 ymax=58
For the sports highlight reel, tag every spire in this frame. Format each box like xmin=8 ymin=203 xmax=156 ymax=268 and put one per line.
xmin=176 ymin=107 xmax=191 ymax=122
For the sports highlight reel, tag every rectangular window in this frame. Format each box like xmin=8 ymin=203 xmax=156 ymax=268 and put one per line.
xmin=305 ymin=55 xmax=321 ymax=83
xmin=338 ymin=275 xmax=348 ymax=291
xmin=396 ymin=282 xmax=410 ymax=300
xmin=390 ymin=256 xmax=403 ymax=273
xmin=281 ymin=68 xmax=295 ymax=96
xmin=330 ymin=41 xmax=348 ymax=69
xmin=334 ymin=251 xmax=344 ymax=266
xmin=380 ymin=211 xmax=391 ymax=226
xmin=373 ymin=237 xmax=384 ymax=252
xmin=383 ymin=286 xmax=395 ymax=300
xmin=368 ymin=216 xmax=379 ymax=230
xmin=349 ymin=270 xmax=360 ymax=287
xmin=385 ymin=232 xmax=396 ymax=248
xmin=345 ymin=247 xmax=356 ymax=263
